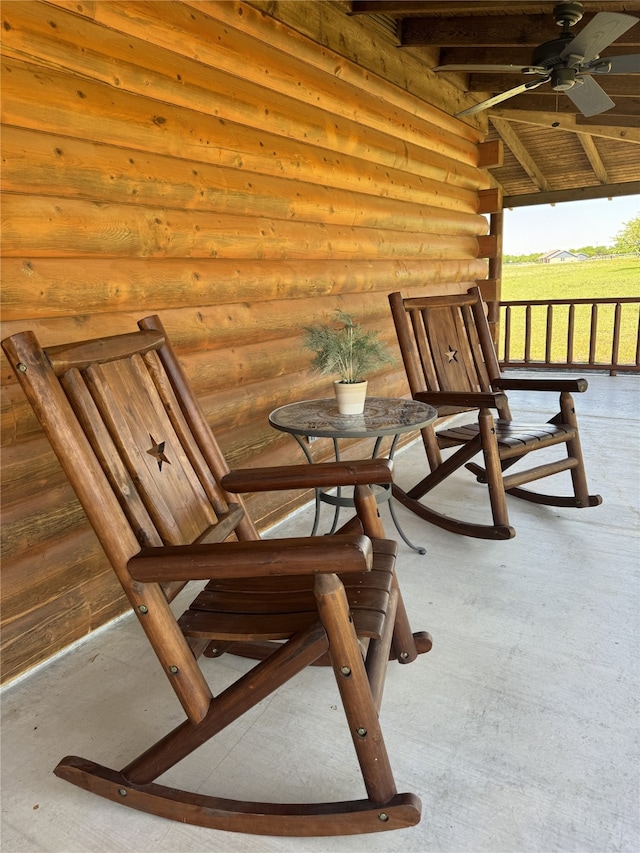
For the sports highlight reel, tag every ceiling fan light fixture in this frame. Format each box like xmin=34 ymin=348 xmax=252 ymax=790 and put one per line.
xmin=551 ymin=67 xmax=577 ymax=91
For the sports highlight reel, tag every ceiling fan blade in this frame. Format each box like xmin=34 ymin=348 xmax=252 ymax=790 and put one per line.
xmin=564 ymin=74 xmax=615 ymax=117
xmin=560 ymin=12 xmax=639 ymax=64
xmin=456 ymin=77 xmax=550 ymax=117
xmin=434 ymin=64 xmax=539 ymax=74
xmin=586 ymin=53 xmax=640 ymax=74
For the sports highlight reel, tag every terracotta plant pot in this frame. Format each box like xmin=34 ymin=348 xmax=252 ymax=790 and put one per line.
xmin=333 ymin=379 xmax=367 ymax=415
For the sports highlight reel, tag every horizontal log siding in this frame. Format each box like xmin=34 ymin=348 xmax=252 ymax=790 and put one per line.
xmin=0 ymin=0 xmax=489 ymax=683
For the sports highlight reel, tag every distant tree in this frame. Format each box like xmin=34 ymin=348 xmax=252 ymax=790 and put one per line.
xmin=504 ymin=252 xmax=540 ymax=264
xmin=570 ymin=245 xmax=610 ymax=256
xmin=614 ymin=214 xmax=640 ymax=255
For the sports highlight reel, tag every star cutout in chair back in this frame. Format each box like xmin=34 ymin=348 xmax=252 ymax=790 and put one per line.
xmin=147 ymin=435 xmax=171 ymax=471
xmin=445 ymin=346 xmax=458 ymax=363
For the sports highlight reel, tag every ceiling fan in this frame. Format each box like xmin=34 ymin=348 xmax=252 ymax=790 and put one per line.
xmin=433 ymin=2 xmax=640 ymax=118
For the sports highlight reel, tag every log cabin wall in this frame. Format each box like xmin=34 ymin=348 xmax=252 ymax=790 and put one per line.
xmin=0 ymin=0 xmax=492 ymax=684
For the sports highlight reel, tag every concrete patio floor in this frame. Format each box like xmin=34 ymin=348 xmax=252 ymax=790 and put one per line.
xmin=1 ymin=372 xmax=638 ymax=853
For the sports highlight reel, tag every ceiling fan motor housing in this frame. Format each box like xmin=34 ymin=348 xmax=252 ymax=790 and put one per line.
xmin=531 ymin=33 xmax=576 ymax=69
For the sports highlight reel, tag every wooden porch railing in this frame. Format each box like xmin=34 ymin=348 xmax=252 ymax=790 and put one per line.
xmin=498 ymin=296 xmax=640 ymax=375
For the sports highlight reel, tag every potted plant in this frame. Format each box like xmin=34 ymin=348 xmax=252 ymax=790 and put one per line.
xmin=302 ymin=309 xmax=393 ymax=414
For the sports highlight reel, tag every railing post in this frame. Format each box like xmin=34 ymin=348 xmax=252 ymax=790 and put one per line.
xmin=503 ymin=305 xmax=511 ymax=365
xmin=611 ymin=302 xmax=622 ymax=377
xmin=524 ymin=305 xmax=532 ymax=365
xmin=567 ymin=303 xmax=575 ymax=367
xmin=589 ymin=304 xmax=598 ymax=366
xmin=545 ymin=304 xmax=553 ymax=365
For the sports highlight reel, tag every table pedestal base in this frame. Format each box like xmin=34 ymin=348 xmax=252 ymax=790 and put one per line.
xmin=292 ymin=434 xmax=426 ymax=555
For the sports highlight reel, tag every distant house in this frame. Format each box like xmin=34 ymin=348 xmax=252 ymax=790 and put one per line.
xmin=540 ymin=249 xmax=588 ymax=263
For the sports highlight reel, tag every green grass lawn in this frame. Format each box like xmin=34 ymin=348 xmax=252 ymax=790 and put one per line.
xmin=499 ymin=256 xmax=640 ymax=366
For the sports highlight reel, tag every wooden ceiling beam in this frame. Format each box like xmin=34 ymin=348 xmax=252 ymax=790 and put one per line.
xmin=436 ymin=44 xmax=640 ymax=67
xmin=351 ymin=2 xmax=639 ymax=15
xmin=577 ymin=134 xmax=611 ymax=184
xmin=400 ymin=13 xmax=639 ymax=47
xmin=402 ymin=14 xmax=548 ymax=46
xmin=487 ymin=108 xmax=640 ymax=142
xmin=351 ymin=1 xmax=548 ymax=14
xmin=437 ymin=47 xmax=533 ymax=65
xmin=489 ymin=116 xmax=551 ymax=191
xmin=497 ymin=94 xmax=640 ymax=115
xmin=576 ymin=113 xmax=640 ymax=126
xmin=467 ymin=75 xmax=640 ymax=96
xmin=504 ymin=180 xmax=640 ymax=207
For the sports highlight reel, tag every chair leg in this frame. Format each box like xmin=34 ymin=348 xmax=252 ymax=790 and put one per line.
xmin=559 ymin=392 xmax=603 ymax=508
xmin=478 ymin=407 xmax=512 ymax=532
xmin=353 ymin=483 xmax=386 ymax=539
xmin=314 ymin=572 xmax=398 ymax=806
xmin=390 ymin=577 xmax=433 ymax=663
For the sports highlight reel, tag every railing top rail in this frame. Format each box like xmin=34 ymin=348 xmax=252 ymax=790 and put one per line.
xmin=501 ymin=297 xmax=640 ymax=307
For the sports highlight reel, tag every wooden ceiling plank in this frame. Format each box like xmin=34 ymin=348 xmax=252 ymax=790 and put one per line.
xmin=577 ymin=134 xmax=611 ymax=183
xmin=489 ymin=116 xmax=551 ymax=191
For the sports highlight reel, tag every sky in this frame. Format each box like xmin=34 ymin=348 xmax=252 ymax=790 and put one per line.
xmin=501 ymin=194 xmax=640 ymax=256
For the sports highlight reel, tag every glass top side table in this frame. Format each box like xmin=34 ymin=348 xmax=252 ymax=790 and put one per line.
xmin=269 ymin=396 xmax=437 ymax=554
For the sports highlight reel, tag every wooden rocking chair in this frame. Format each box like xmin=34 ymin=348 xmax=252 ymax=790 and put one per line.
xmin=389 ymin=287 xmax=601 ymax=540
xmin=2 ymin=317 xmax=433 ymax=837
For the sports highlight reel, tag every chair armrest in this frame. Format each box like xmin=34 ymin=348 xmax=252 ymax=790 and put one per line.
xmin=222 ymin=459 xmax=393 ymax=493
xmin=128 ymin=534 xmax=372 ymax=583
xmin=415 ymin=390 xmax=507 ymax=409
xmin=494 ymin=377 xmax=588 ymax=393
